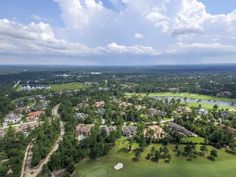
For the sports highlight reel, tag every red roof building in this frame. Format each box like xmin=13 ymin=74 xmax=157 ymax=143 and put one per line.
xmin=27 ymin=111 xmax=44 ymax=121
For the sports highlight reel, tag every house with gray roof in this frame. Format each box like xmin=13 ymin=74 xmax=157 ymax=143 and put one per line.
xmin=122 ymin=125 xmax=137 ymax=138
xmin=4 ymin=113 xmax=22 ymax=125
xmin=168 ymin=122 xmax=197 ymax=137
xmin=100 ymin=125 xmax=116 ymax=135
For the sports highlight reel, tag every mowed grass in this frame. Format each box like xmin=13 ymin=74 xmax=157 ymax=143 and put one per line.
xmin=51 ymin=82 xmax=88 ymax=91
xmin=181 ymin=137 xmax=205 ymax=144
xmin=187 ymin=102 xmax=235 ymax=110
xmin=73 ymin=137 xmax=236 ymax=177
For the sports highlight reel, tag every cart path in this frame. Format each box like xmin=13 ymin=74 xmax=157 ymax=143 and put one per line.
xmin=21 ymin=104 xmax=64 ymax=177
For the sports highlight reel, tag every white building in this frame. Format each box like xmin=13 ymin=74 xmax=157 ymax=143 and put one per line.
xmin=4 ymin=113 xmax=22 ymax=124
xmin=198 ymin=109 xmax=208 ymax=116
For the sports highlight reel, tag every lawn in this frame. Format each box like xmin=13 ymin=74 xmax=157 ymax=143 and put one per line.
xmin=181 ymin=137 xmax=205 ymax=144
xmin=187 ymin=102 xmax=235 ymax=110
xmin=73 ymin=138 xmax=236 ymax=177
xmin=51 ymin=82 xmax=88 ymax=91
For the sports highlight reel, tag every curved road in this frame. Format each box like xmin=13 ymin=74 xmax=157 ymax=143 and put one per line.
xmin=21 ymin=104 xmax=64 ymax=177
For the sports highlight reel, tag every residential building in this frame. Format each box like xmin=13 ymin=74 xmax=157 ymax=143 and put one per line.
xmin=75 ymin=112 xmax=88 ymax=120
xmin=198 ymin=108 xmax=208 ymax=116
xmin=4 ymin=113 xmax=22 ymax=124
xmin=144 ymin=125 xmax=166 ymax=139
xmin=27 ymin=111 xmax=44 ymax=121
xmin=76 ymin=124 xmax=94 ymax=141
xmin=95 ymin=101 xmax=105 ymax=108
xmin=168 ymin=122 xmax=197 ymax=137
xmin=177 ymin=106 xmax=192 ymax=113
xmin=15 ymin=106 xmax=29 ymax=114
xmin=149 ymin=108 xmax=166 ymax=117
xmin=100 ymin=125 xmax=116 ymax=135
xmin=122 ymin=125 xmax=137 ymax=138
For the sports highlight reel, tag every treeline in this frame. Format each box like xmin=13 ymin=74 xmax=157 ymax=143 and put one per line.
xmin=0 ymin=127 xmax=28 ymax=177
xmin=31 ymin=118 xmax=60 ymax=167
xmin=175 ymin=110 xmax=234 ymax=148
xmin=0 ymin=87 xmax=15 ymax=124
xmin=1 ymin=66 xmax=236 ymax=98
xmin=44 ymin=97 xmax=120 ymax=177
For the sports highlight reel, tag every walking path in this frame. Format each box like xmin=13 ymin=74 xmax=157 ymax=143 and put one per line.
xmin=21 ymin=104 xmax=64 ymax=177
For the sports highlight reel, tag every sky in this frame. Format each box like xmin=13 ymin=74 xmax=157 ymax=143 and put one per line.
xmin=0 ymin=0 xmax=236 ymax=65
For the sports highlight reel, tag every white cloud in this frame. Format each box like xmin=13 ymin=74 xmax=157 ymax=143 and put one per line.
xmin=1 ymin=0 xmax=236 ymax=64
xmin=105 ymin=42 xmax=156 ymax=55
xmin=0 ymin=19 xmax=96 ymax=56
xmin=134 ymin=33 xmax=143 ymax=39
xmin=0 ymin=18 xmax=158 ymax=58
xmin=32 ymin=15 xmax=42 ymax=21
xmin=54 ymin=0 xmax=106 ymax=29
xmin=166 ymin=42 xmax=236 ymax=57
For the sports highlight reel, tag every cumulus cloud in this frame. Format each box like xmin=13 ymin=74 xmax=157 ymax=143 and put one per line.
xmin=54 ymin=0 xmax=107 ymax=29
xmin=105 ymin=42 xmax=156 ymax=55
xmin=1 ymin=0 xmax=236 ymax=64
xmin=0 ymin=18 xmax=157 ymax=58
xmin=0 ymin=18 xmax=96 ymax=56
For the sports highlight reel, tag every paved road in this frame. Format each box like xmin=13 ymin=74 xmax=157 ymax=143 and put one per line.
xmin=21 ymin=104 xmax=64 ymax=177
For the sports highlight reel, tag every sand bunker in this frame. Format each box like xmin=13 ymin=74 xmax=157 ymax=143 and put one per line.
xmin=114 ymin=163 xmax=124 ymax=170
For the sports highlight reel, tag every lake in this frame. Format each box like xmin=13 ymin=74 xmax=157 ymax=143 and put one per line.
xmin=154 ymin=96 xmax=236 ymax=107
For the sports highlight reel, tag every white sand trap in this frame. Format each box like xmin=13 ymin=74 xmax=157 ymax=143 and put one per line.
xmin=114 ymin=163 xmax=124 ymax=170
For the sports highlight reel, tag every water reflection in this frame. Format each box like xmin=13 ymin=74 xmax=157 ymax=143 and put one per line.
xmin=154 ymin=96 xmax=236 ymax=107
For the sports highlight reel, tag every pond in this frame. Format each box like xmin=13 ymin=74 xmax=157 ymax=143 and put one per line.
xmin=154 ymin=96 xmax=236 ymax=107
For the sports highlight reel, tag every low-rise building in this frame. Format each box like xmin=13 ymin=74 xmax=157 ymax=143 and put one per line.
xmin=15 ymin=106 xmax=29 ymax=114
xmin=76 ymin=124 xmax=94 ymax=141
xmin=177 ymin=106 xmax=192 ymax=114
xmin=168 ymin=122 xmax=197 ymax=137
xmin=135 ymin=105 xmax=144 ymax=111
xmin=75 ymin=112 xmax=88 ymax=120
xmin=16 ymin=124 xmax=28 ymax=134
xmin=77 ymin=102 xmax=89 ymax=110
xmin=220 ymin=111 xmax=230 ymax=119
xmin=95 ymin=101 xmax=105 ymax=108
xmin=95 ymin=108 xmax=105 ymax=115
xmin=144 ymin=125 xmax=166 ymax=139
xmin=100 ymin=125 xmax=116 ymax=135
xmin=119 ymin=102 xmax=132 ymax=108
xmin=4 ymin=113 xmax=22 ymax=124
xmin=21 ymin=84 xmax=51 ymax=91
xmin=198 ymin=108 xmax=208 ymax=116
xmin=27 ymin=111 xmax=44 ymax=121
xmin=122 ymin=125 xmax=137 ymax=138
xmin=149 ymin=108 xmax=166 ymax=117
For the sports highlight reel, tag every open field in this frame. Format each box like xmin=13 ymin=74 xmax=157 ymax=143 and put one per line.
xmin=51 ymin=82 xmax=88 ymax=91
xmin=187 ymin=102 xmax=235 ymax=110
xmin=73 ymin=137 xmax=236 ymax=177
xmin=181 ymin=137 xmax=205 ymax=144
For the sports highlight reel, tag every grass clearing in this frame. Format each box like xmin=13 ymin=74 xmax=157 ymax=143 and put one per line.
xmin=51 ymin=82 xmax=88 ymax=91
xmin=73 ymin=137 xmax=236 ymax=177
xmin=187 ymin=102 xmax=235 ymax=110
xmin=181 ymin=137 xmax=205 ymax=144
